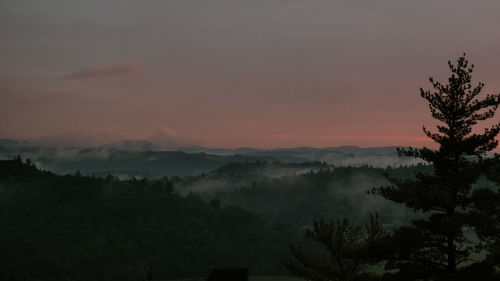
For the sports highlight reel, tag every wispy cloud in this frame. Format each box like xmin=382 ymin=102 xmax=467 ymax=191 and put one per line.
xmin=64 ymin=60 xmax=147 ymax=79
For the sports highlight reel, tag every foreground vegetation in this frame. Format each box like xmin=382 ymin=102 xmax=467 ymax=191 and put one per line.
xmin=0 ymin=158 xmax=304 ymax=281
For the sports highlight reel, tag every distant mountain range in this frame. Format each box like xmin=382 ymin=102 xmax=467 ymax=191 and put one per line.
xmin=0 ymin=139 xmax=423 ymax=177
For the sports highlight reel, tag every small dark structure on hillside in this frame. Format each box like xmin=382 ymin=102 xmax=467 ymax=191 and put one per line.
xmin=207 ymin=268 xmax=248 ymax=281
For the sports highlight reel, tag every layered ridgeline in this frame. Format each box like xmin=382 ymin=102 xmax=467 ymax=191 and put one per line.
xmin=0 ymin=139 xmax=422 ymax=178
xmin=0 ymin=158 xmax=304 ymax=281
xmin=175 ymin=160 xmax=497 ymax=228
xmin=174 ymin=162 xmax=438 ymax=227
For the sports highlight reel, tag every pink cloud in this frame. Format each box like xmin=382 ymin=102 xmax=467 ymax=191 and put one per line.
xmin=64 ymin=60 xmax=147 ymax=79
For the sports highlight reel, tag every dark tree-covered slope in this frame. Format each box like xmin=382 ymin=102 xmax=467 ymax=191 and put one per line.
xmin=0 ymin=158 xmax=302 ymax=281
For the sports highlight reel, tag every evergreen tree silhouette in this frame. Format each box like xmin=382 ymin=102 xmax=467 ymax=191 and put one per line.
xmin=371 ymin=54 xmax=500 ymax=280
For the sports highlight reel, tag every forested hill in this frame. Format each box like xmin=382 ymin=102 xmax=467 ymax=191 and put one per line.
xmin=174 ymin=162 xmax=435 ymax=226
xmin=0 ymin=158 xmax=303 ymax=281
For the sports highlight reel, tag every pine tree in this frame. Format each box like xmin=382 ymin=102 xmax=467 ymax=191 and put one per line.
xmin=372 ymin=54 xmax=500 ymax=280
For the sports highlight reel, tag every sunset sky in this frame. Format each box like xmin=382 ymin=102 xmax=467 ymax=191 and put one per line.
xmin=1 ymin=1 xmax=500 ymax=148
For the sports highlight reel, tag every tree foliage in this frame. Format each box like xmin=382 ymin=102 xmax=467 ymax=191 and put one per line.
xmin=0 ymin=158 xmax=303 ymax=281
xmin=284 ymin=215 xmax=388 ymax=281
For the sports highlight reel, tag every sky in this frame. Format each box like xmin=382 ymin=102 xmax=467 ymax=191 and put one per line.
xmin=1 ymin=0 xmax=500 ymax=149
